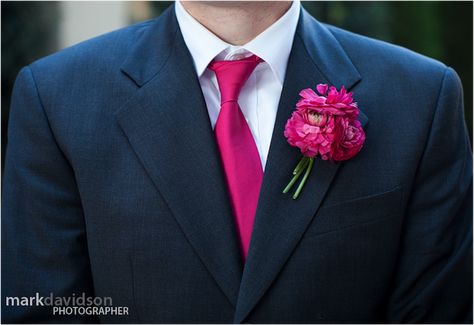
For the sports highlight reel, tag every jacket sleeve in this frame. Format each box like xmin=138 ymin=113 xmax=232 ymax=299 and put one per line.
xmin=1 ymin=66 xmax=97 ymax=323
xmin=387 ymin=67 xmax=473 ymax=323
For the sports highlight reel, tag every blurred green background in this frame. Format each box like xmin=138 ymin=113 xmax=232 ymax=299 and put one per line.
xmin=2 ymin=1 xmax=472 ymax=169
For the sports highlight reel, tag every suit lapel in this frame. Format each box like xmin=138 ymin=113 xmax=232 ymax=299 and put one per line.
xmin=115 ymin=7 xmax=243 ymax=307
xmin=234 ymin=9 xmax=367 ymax=323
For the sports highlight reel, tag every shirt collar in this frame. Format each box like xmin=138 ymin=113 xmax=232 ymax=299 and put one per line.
xmin=175 ymin=0 xmax=300 ymax=84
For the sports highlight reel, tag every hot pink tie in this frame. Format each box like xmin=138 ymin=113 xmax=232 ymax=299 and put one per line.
xmin=208 ymin=55 xmax=263 ymax=261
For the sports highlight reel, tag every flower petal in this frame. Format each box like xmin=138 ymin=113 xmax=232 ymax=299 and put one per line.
xmin=316 ymin=84 xmax=328 ymax=95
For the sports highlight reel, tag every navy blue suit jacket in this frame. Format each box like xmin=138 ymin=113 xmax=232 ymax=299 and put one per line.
xmin=2 ymin=5 xmax=472 ymax=323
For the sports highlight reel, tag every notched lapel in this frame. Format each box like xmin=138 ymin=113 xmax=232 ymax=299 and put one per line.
xmin=234 ymin=9 xmax=367 ymax=323
xmin=115 ymin=8 xmax=243 ymax=307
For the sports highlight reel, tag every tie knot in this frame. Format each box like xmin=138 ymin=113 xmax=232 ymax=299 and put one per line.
xmin=208 ymin=54 xmax=263 ymax=104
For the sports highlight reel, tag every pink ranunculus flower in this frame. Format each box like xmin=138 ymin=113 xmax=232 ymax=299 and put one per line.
xmin=284 ymin=110 xmax=337 ymax=159
xmin=331 ymin=117 xmax=366 ymax=161
xmin=283 ymin=84 xmax=365 ymax=199
xmin=296 ymin=85 xmax=359 ymax=118
xmin=284 ymin=84 xmax=365 ymax=162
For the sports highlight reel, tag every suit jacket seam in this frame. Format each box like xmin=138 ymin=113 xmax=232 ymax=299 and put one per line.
xmin=294 ymin=30 xmax=331 ymax=84
xmin=422 ymin=66 xmax=451 ymax=162
xmin=138 ymin=20 xmax=180 ymax=88
xmin=324 ymin=26 xmax=363 ymax=82
xmin=25 ymin=65 xmax=77 ymax=169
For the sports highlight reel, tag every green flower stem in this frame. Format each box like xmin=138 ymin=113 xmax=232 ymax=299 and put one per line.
xmin=292 ymin=158 xmax=314 ymax=200
xmin=283 ymin=157 xmax=309 ymax=194
xmin=293 ymin=156 xmax=309 ymax=175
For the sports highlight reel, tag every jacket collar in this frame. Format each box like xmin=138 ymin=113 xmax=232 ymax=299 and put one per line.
xmin=120 ymin=5 xmax=362 ymax=91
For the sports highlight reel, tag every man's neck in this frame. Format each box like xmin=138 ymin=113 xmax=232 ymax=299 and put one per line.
xmin=180 ymin=1 xmax=293 ymax=46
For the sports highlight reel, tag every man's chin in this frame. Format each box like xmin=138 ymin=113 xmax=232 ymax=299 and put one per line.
xmin=182 ymin=1 xmax=264 ymax=9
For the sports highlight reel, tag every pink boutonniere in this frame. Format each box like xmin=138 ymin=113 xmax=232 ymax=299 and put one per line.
xmin=283 ymin=84 xmax=366 ymax=199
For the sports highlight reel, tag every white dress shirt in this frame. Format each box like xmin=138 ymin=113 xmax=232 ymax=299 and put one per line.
xmin=175 ymin=0 xmax=300 ymax=169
